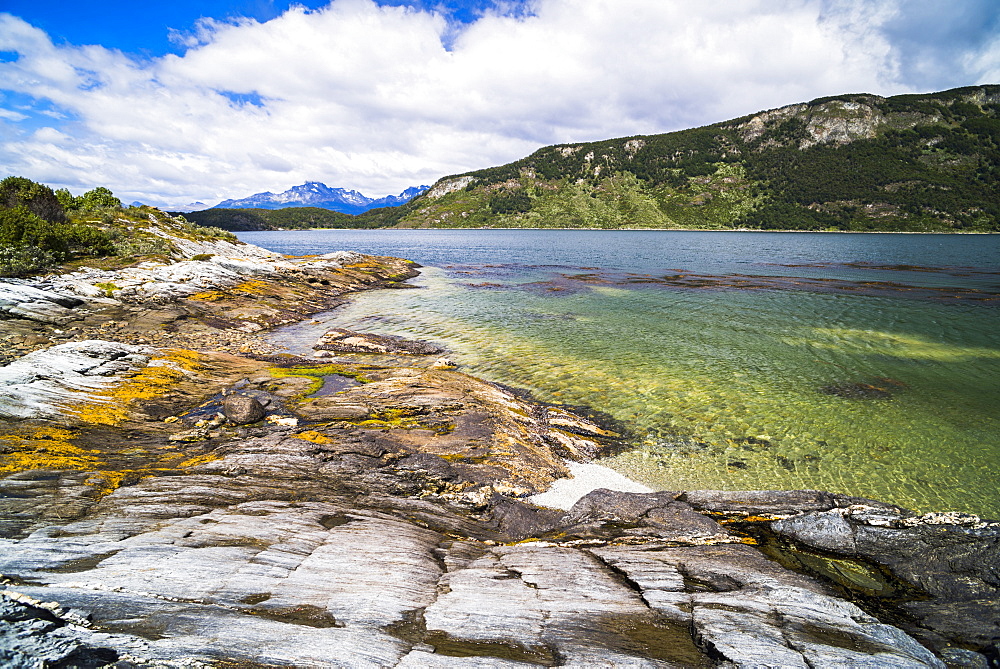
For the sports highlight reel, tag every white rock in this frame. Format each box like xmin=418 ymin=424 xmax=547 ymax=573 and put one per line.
xmin=0 ymin=281 xmax=83 ymax=323
xmin=0 ymin=340 xmax=153 ymax=419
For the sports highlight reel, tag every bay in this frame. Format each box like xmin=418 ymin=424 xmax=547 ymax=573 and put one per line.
xmin=239 ymin=229 xmax=1000 ymax=518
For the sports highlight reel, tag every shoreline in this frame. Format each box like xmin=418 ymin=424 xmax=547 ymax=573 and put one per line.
xmin=1 ymin=242 xmax=998 ymax=666
xmin=277 ymin=226 xmax=1000 ymax=234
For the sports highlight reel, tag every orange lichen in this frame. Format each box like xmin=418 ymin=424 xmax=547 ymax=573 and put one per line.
xmin=67 ymin=349 xmax=209 ymax=426
xmin=293 ymin=430 xmax=331 ymax=444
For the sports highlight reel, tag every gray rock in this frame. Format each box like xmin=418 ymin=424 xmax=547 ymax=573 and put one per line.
xmin=558 ymin=489 xmax=727 ymax=543
xmin=222 ymin=394 xmax=266 ymax=424
xmin=0 ymin=281 xmax=84 ymax=324
xmin=0 ymin=592 xmax=119 ymax=668
xmin=295 ymin=397 xmax=371 ymax=421
xmin=681 ymin=489 xmax=905 ymax=516
xmin=770 ymin=505 xmax=1000 ymax=650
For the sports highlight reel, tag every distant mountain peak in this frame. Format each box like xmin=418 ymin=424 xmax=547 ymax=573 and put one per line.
xmin=213 ymin=182 xmax=428 ymax=214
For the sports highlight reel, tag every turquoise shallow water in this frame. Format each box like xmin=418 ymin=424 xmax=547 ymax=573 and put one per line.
xmin=242 ymin=230 xmax=1000 ymax=518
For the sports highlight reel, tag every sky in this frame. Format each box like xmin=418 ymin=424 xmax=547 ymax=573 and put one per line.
xmin=1 ymin=0 xmax=998 ymax=209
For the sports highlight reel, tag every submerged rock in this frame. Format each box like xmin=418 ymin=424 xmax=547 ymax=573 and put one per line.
xmin=819 ymin=380 xmax=894 ymax=399
xmin=314 ymin=328 xmax=445 ymax=355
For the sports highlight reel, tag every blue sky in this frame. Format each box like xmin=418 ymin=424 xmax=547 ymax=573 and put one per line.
xmin=1 ymin=0 xmax=998 ymax=208
xmin=0 ymin=1 xmax=502 ymax=55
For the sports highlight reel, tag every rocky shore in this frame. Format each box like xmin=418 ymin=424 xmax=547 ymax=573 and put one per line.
xmin=1 ymin=235 xmax=997 ymax=667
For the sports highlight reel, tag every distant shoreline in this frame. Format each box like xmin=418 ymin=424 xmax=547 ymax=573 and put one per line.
xmin=269 ymin=227 xmax=999 ymax=234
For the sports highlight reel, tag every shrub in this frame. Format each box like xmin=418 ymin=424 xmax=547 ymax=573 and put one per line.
xmin=0 ymin=206 xmax=71 ymax=254
xmin=0 ymin=245 xmax=60 ymax=277
xmin=78 ymin=186 xmax=122 ymax=211
xmin=0 ymin=176 xmax=66 ymax=222
xmin=0 ymin=206 xmax=115 ymax=277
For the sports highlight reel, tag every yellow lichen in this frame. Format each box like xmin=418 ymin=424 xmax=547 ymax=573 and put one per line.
xmin=177 ymin=453 xmax=221 ymax=468
xmin=67 ymin=349 xmax=209 ymax=426
xmin=187 ymin=290 xmax=226 ymax=302
xmin=232 ymin=280 xmax=272 ymax=296
xmin=349 ymin=418 xmax=422 ymax=429
xmin=0 ymin=427 xmax=101 ymax=474
xmin=293 ymin=430 xmax=331 ymax=444
xmin=85 ymin=469 xmax=155 ymax=501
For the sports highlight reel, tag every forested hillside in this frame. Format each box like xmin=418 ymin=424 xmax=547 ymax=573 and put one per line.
xmin=381 ymin=85 xmax=1000 ymax=231
xmin=179 ymin=207 xmax=363 ymax=231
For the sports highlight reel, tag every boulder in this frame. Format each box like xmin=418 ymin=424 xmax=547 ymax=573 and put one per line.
xmin=222 ymin=394 xmax=267 ymax=424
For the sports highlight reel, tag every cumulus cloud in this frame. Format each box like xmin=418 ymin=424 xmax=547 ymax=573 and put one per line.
xmin=0 ymin=0 xmax=997 ymax=208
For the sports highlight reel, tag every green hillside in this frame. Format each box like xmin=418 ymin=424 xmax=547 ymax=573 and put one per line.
xmin=179 ymin=207 xmax=364 ymax=231
xmin=386 ymin=85 xmax=1000 ymax=232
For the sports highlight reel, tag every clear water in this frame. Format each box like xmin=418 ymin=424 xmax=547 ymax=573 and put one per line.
xmin=241 ymin=230 xmax=1000 ymax=518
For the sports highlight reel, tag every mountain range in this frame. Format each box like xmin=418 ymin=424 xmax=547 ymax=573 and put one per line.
xmin=211 ymin=182 xmax=428 ymax=215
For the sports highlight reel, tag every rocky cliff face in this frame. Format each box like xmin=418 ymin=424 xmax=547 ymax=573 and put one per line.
xmin=737 ymin=98 xmax=887 ymax=149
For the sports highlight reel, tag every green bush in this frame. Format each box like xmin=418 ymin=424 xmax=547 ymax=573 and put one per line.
xmin=0 ymin=245 xmax=60 ymax=277
xmin=0 ymin=176 xmax=66 ymax=222
xmin=0 ymin=205 xmax=115 ymax=276
xmin=0 ymin=206 xmax=72 ymax=254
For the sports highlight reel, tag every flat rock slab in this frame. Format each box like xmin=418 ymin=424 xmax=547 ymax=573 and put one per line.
xmin=314 ymin=328 xmax=444 ymax=355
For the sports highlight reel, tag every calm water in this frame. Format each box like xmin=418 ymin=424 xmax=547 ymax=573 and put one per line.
xmin=240 ymin=230 xmax=1000 ymax=518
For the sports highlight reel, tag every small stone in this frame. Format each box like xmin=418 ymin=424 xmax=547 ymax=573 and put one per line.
xmin=22 ymin=334 xmax=52 ymax=346
xmin=431 ymin=357 xmax=456 ymax=369
xmin=266 ymin=415 xmax=299 ymax=427
xmin=223 ymin=395 xmax=266 ymax=425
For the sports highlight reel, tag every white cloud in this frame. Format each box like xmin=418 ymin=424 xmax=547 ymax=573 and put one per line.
xmin=0 ymin=109 xmax=27 ymax=121
xmin=0 ymin=0 xmax=997 ymax=208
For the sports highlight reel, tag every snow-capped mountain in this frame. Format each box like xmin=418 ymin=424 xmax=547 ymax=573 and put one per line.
xmin=212 ymin=182 xmax=428 ymax=214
